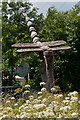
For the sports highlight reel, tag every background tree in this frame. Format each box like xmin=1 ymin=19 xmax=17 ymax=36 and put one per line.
xmin=2 ymin=2 xmax=44 ymax=89
xmin=39 ymin=5 xmax=80 ymax=92
xmin=2 ymin=2 xmax=80 ymax=92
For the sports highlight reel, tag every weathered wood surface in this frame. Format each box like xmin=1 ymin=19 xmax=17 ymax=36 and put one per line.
xmin=41 ymin=51 xmax=55 ymax=91
xmin=12 ymin=40 xmax=66 ymax=48
xmin=11 ymin=13 xmax=71 ymax=91
xmin=16 ymin=46 xmax=71 ymax=53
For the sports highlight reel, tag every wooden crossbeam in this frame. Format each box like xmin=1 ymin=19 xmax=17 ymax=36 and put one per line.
xmin=11 ymin=13 xmax=71 ymax=91
xmin=11 ymin=40 xmax=66 ymax=48
xmin=16 ymin=46 xmax=71 ymax=53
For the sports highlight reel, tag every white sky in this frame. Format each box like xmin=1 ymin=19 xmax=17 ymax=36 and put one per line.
xmin=30 ymin=0 xmax=79 ymax=2
xmin=31 ymin=2 xmax=78 ymax=17
xmin=1 ymin=0 xmax=80 ymax=2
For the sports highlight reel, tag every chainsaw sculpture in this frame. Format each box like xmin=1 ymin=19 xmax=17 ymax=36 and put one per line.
xmin=12 ymin=13 xmax=71 ymax=91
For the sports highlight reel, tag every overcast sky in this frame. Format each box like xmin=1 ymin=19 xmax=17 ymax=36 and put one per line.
xmin=31 ymin=2 xmax=78 ymax=17
xmin=31 ymin=0 xmax=79 ymax=16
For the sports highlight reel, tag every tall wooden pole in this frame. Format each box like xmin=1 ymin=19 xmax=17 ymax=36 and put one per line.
xmin=23 ymin=13 xmax=55 ymax=91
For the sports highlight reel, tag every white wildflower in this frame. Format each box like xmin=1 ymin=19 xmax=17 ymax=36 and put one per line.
xmin=16 ymin=115 xmax=20 ymax=118
xmin=24 ymin=106 xmax=31 ymax=110
xmin=58 ymin=114 xmax=62 ymax=118
xmin=63 ymin=100 xmax=70 ymax=105
xmin=46 ymin=107 xmax=53 ymax=112
xmin=6 ymin=100 xmax=10 ymax=104
xmin=71 ymin=97 xmax=78 ymax=101
xmin=57 ymin=94 xmax=63 ymax=98
xmin=0 ymin=113 xmax=3 ymax=116
xmin=65 ymin=97 xmax=70 ymax=100
xmin=24 ymin=90 xmax=30 ymax=94
xmin=2 ymin=115 xmax=8 ymax=118
xmin=54 ymin=106 xmax=59 ymax=111
xmin=37 ymin=91 xmax=42 ymax=95
xmin=47 ymin=112 xmax=55 ymax=117
xmin=25 ymin=84 xmax=30 ymax=88
xmin=51 ymin=101 xmax=56 ymax=104
xmin=26 ymin=100 xmax=30 ymax=104
xmin=33 ymin=112 xmax=39 ymax=117
xmin=6 ymin=107 xmax=12 ymax=111
xmin=78 ymin=100 xmax=80 ymax=104
xmin=51 ymin=101 xmax=58 ymax=105
xmin=51 ymin=87 xmax=56 ymax=92
xmin=42 ymin=111 xmax=55 ymax=117
xmin=19 ymin=105 xmax=24 ymax=110
xmin=70 ymin=100 xmax=75 ymax=105
xmin=10 ymin=97 xmax=15 ymax=100
xmin=14 ymin=103 xmax=18 ymax=107
xmin=3 ymin=111 xmax=8 ymax=114
xmin=42 ymin=98 xmax=47 ymax=103
xmin=68 ymin=91 xmax=78 ymax=97
xmin=41 ymin=87 xmax=47 ymax=92
xmin=40 ymin=82 xmax=46 ymax=86
xmin=20 ymin=112 xmax=27 ymax=118
xmin=29 ymin=95 xmax=34 ymax=98
xmin=33 ymin=99 xmax=39 ymax=104
xmin=1 ymin=92 xmax=4 ymax=95
xmin=49 ymin=104 xmax=53 ymax=108
xmin=60 ymin=106 xmax=71 ymax=111
xmin=60 ymin=107 xmax=64 ymax=111
xmin=38 ymin=96 xmax=42 ymax=99
xmin=29 ymin=95 xmax=34 ymax=100
xmin=54 ymin=94 xmax=58 ymax=97
xmin=54 ymin=104 xmax=57 ymax=107
xmin=33 ymin=104 xmax=46 ymax=110
xmin=71 ymin=113 xmax=78 ymax=117
xmin=38 ymin=112 xmax=43 ymax=118
xmin=0 ymin=107 xmax=3 ymax=111
xmin=64 ymin=106 xmax=71 ymax=111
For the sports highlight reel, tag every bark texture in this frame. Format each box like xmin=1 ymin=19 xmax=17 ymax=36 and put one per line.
xmin=41 ymin=51 xmax=55 ymax=91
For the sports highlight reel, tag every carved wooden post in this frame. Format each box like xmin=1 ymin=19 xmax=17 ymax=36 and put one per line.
xmin=12 ymin=13 xmax=71 ymax=91
xmin=42 ymin=51 xmax=55 ymax=91
xmin=22 ymin=13 xmax=55 ymax=91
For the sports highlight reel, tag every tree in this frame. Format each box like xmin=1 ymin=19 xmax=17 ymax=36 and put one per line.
xmin=2 ymin=2 xmax=44 ymax=88
xmin=39 ymin=5 xmax=80 ymax=92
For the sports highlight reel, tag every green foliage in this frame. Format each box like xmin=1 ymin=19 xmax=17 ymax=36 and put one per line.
xmin=40 ymin=5 xmax=80 ymax=92
xmin=2 ymin=1 xmax=44 ymax=88
xmin=2 ymin=1 xmax=80 ymax=92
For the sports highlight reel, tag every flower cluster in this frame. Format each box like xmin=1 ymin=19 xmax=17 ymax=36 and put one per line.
xmin=0 ymin=87 xmax=79 ymax=119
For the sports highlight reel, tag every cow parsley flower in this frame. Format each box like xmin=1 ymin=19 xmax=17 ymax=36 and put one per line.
xmin=24 ymin=90 xmax=30 ymax=94
xmin=63 ymin=100 xmax=70 ymax=104
xmin=25 ymin=84 xmax=30 ymax=88
xmin=71 ymin=97 xmax=78 ymax=101
xmin=68 ymin=91 xmax=78 ymax=97
xmin=57 ymin=94 xmax=63 ymax=98
xmin=37 ymin=91 xmax=42 ymax=95
xmin=42 ymin=98 xmax=47 ymax=103
xmin=33 ymin=104 xmax=46 ymax=110
xmin=78 ymin=100 xmax=80 ymax=104
xmin=71 ymin=113 xmax=78 ymax=117
xmin=65 ymin=97 xmax=70 ymax=100
xmin=14 ymin=103 xmax=18 ymax=107
xmin=10 ymin=97 xmax=15 ymax=100
xmin=60 ymin=106 xmax=71 ymax=112
xmin=6 ymin=100 xmax=10 ymax=104
xmin=40 ymin=82 xmax=46 ymax=87
xmin=41 ymin=87 xmax=47 ymax=92
xmin=26 ymin=100 xmax=30 ymax=104
xmin=1 ymin=115 xmax=8 ymax=118
xmin=51 ymin=87 xmax=56 ymax=92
